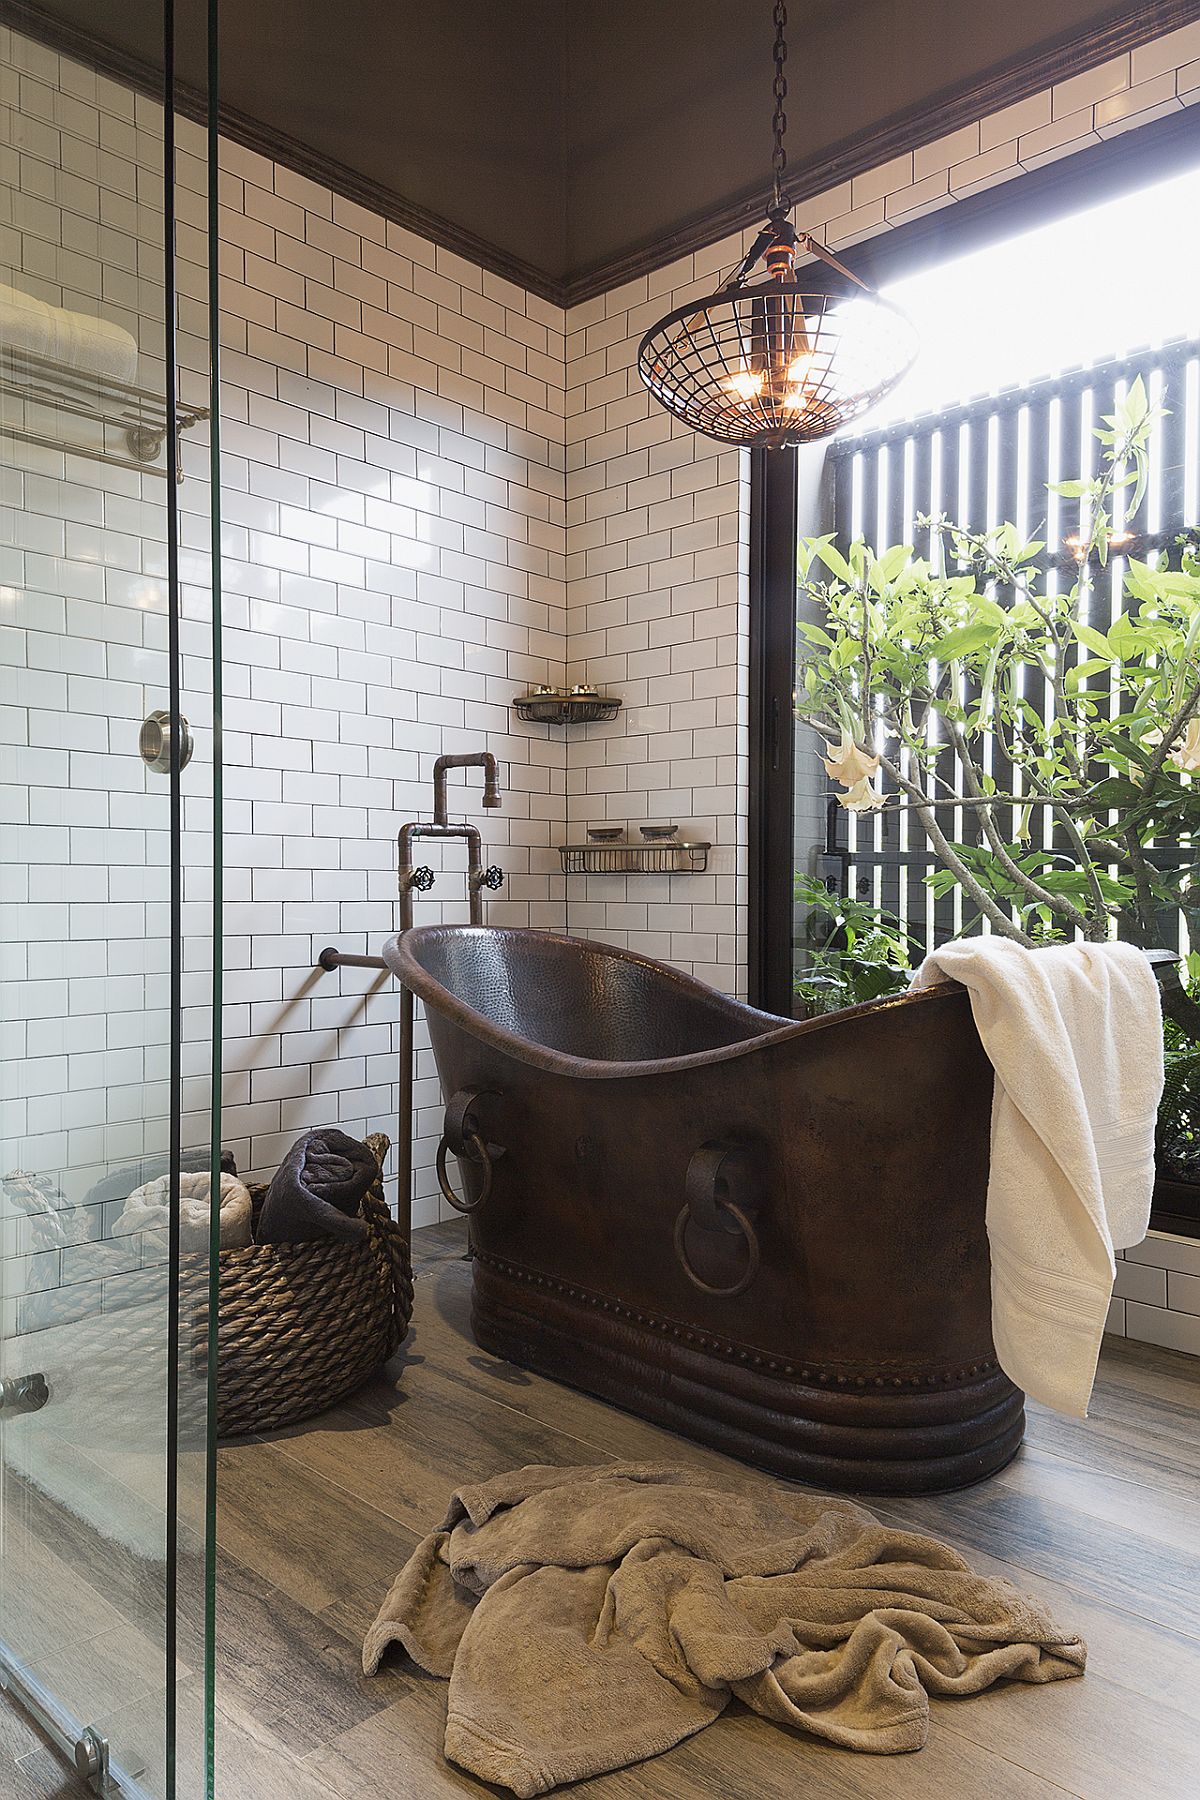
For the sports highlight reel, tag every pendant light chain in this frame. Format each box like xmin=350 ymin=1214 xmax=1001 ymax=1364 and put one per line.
xmin=770 ymin=0 xmax=788 ymax=216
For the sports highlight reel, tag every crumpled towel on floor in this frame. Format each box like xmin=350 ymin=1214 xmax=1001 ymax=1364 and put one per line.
xmin=363 ymin=1463 xmax=1085 ymax=1797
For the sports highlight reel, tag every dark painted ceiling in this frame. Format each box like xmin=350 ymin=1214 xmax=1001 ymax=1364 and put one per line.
xmin=562 ymin=0 xmax=1165 ymax=281
xmin=19 ymin=1 xmax=1193 ymax=296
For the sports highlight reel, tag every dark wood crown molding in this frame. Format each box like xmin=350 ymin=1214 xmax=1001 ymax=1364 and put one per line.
xmin=6 ymin=0 xmax=1200 ymax=311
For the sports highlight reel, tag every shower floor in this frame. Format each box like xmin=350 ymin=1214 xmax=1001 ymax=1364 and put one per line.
xmin=8 ymin=1222 xmax=1199 ymax=1797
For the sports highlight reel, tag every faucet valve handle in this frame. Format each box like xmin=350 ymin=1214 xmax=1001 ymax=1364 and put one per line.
xmin=406 ymin=866 xmax=436 ymax=894
xmin=480 ymin=865 xmax=504 ymax=891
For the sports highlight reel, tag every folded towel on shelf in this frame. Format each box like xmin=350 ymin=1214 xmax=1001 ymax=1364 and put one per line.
xmin=364 ymin=1461 xmax=1085 ymax=1797
xmin=254 ymin=1126 xmax=375 ymax=1244
xmin=0 ymin=281 xmax=138 ymax=384
xmin=911 ymin=938 xmax=1164 ymax=1417
xmin=113 ymin=1169 xmax=254 ymax=1252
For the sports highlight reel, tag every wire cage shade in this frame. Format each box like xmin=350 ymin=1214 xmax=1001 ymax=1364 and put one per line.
xmin=637 ymin=285 xmax=918 ymax=449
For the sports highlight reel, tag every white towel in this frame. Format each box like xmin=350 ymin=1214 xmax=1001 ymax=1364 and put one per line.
xmin=911 ymin=939 xmax=1163 ymax=1417
xmin=113 ymin=1169 xmax=253 ymax=1252
xmin=0 ymin=281 xmax=138 ymax=384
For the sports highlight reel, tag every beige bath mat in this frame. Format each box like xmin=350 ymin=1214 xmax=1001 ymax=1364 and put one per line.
xmin=363 ymin=1462 xmax=1085 ymax=1796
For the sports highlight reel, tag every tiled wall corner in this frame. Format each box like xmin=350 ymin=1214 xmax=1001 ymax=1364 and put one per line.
xmin=0 ymin=27 xmax=571 ymax=1245
xmin=202 ymin=136 xmax=571 ymax=1229
xmin=562 ymin=269 xmax=751 ymax=993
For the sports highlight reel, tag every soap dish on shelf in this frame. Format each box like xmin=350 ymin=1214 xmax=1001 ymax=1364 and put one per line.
xmin=558 ymin=841 xmax=711 ymax=876
xmin=513 ymin=686 xmax=621 ymax=725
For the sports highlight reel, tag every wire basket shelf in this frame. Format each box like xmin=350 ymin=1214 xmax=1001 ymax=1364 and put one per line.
xmin=513 ymin=692 xmax=621 ymax=725
xmin=558 ymin=842 xmax=711 ymax=876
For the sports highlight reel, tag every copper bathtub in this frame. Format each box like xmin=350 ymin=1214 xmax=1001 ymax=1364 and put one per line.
xmin=385 ymin=924 xmax=1022 ymax=1494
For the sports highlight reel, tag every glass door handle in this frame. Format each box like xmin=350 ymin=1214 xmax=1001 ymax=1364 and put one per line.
xmin=0 ymin=1372 xmax=49 ymax=1413
xmin=139 ymin=709 xmax=193 ymax=772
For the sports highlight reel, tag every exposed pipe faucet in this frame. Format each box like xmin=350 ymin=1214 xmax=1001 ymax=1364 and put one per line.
xmin=433 ymin=751 xmax=502 ymax=826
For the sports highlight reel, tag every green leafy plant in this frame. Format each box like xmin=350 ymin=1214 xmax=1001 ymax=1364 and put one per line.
xmin=1159 ymin=956 xmax=1200 ymax=1184
xmin=794 ymin=376 xmax=1200 ymax=1048
xmin=793 ymin=875 xmax=918 ymax=1014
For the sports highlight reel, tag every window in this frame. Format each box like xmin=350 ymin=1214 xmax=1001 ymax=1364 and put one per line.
xmin=751 ymin=115 xmax=1200 ymax=1017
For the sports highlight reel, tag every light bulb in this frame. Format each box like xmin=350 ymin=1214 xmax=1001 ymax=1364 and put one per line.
xmin=786 ymin=352 xmax=813 ymax=383
xmin=726 ymin=368 xmax=763 ymax=400
xmin=781 ymin=386 xmax=808 ymax=412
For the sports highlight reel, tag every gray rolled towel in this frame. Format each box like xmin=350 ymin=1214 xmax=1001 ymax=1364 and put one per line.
xmin=255 ymin=1128 xmax=377 ymax=1244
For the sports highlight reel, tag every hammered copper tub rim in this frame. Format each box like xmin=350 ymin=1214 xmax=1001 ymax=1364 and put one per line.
xmin=383 ymin=924 xmax=962 ymax=1081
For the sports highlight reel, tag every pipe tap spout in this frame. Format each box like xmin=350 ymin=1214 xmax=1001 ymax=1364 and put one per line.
xmin=433 ymin=751 xmax=503 ymax=825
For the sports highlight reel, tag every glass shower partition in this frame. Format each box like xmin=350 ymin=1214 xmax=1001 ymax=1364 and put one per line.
xmin=0 ymin=4 xmax=220 ymax=1796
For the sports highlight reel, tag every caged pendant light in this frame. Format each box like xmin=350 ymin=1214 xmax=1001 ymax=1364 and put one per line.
xmin=637 ymin=1 xmax=918 ymax=449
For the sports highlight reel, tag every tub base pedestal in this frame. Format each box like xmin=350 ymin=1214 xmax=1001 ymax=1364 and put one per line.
xmin=471 ymin=1253 xmax=1025 ymax=1496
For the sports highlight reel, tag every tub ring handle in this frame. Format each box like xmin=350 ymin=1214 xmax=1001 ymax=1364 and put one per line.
xmin=674 ymin=1200 xmax=759 ymax=1298
xmin=436 ymin=1133 xmax=493 ymax=1213
xmin=436 ymin=1087 xmax=501 ymax=1215
xmin=673 ymin=1143 xmax=761 ymax=1298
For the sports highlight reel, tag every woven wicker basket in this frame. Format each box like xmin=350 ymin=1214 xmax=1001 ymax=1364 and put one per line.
xmin=213 ymin=1131 xmax=413 ymax=1438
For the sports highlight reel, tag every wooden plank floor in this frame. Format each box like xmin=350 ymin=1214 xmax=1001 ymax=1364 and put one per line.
xmin=211 ymin=1220 xmax=1200 ymax=1800
xmin=5 ymin=1219 xmax=1199 ymax=1797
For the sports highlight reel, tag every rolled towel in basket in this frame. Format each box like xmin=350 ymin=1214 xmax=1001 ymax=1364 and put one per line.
xmin=113 ymin=1170 xmax=253 ymax=1251
xmin=0 ymin=281 xmax=139 ymax=383
xmin=255 ymin=1127 xmax=376 ymax=1244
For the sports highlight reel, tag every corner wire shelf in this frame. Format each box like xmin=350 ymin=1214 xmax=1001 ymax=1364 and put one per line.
xmin=558 ymin=841 xmax=711 ymax=876
xmin=0 ymin=346 xmax=209 ymax=480
xmin=514 ymin=692 xmax=621 ymax=725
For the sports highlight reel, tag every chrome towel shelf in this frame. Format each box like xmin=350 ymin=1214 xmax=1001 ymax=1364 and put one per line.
xmin=0 ymin=346 xmax=209 ymax=479
xmin=558 ymin=842 xmax=711 ymax=875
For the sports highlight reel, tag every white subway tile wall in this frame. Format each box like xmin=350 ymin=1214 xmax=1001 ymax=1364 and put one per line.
xmin=0 ymin=27 xmax=569 ymax=1260
xmin=203 ymin=134 xmax=569 ymax=1229
xmin=4 ymin=19 xmax=1200 ymax=1350
xmin=1113 ymin=1233 xmax=1200 ymax=1354
xmin=562 ymin=264 xmax=752 ymax=992
xmin=0 ymin=28 xmax=193 ymax=1338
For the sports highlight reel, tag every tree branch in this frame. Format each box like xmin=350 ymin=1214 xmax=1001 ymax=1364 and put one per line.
xmin=1050 ymin=802 xmax=1111 ymax=937
xmin=880 ymin=752 xmax=1033 ymax=944
xmin=945 ymin=719 xmax=1091 ymax=931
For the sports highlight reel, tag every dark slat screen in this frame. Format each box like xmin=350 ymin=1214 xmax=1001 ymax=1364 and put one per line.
xmin=821 ymin=337 xmax=1200 ymax=951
